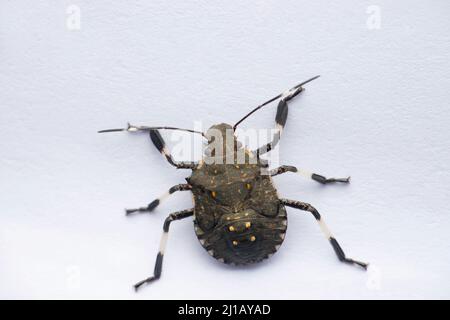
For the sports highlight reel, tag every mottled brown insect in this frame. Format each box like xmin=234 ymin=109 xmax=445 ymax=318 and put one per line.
xmin=99 ymin=76 xmax=368 ymax=290
xmin=190 ymin=123 xmax=287 ymax=266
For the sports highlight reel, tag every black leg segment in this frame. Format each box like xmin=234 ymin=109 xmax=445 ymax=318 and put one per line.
xmin=253 ymin=88 xmax=306 ymax=159
xmin=149 ymin=130 xmax=197 ymax=169
xmin=280 ymin=198 xmax=368 ymax=269
xmin=311 ymin=173 xmax=350 ymax=184
xmin=269 ymin=165 xmax=298 ymax=176
xmin=134 ymin=208 xmax=194 ymax=291
xmin=275 ymin=99 xmax=289 ymax=128
xmin=254 ymin=100 xmax=288 ymax=159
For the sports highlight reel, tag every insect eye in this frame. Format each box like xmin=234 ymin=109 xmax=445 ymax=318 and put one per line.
xmin=211 ymin=191 xmax=217 ymax=198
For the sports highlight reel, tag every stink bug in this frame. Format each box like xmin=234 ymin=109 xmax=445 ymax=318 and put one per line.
xmin=99 ymin=75 xmax=368 ymax=290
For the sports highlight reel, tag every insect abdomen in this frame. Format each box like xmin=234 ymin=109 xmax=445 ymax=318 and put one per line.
xmin=194 ymin=205 xmax=288 ymax=265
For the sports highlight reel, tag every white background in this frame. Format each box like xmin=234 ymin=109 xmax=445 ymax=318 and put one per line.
xmin=1 ymin=1 xmax=449 ymax=299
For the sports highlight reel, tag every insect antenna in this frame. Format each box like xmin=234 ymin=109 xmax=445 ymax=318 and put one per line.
xmin=98 ymin=123 xmax=207 ymax=139
xmin=233 ymin=75 xmax=320 ymax=130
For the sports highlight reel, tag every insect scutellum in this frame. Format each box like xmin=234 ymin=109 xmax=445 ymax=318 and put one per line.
xmin=99 ymin=75 xmax=368 ymax=291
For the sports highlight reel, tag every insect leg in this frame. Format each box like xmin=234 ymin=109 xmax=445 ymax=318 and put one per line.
xmin=149 ymin=129 xmax=197 ymax=169
xmin=253 ymin=99 xmax=287 ymax=159
xmin=125 ymin=184 xmax=192 ymax=215
xmin=270 ymin=165 xmax=350 ymax=184
xmin=253 ymin=86 xmax=307 ymax=159
xmin=98 ymin=123 xmax=200 ymax=169
xmin=134 ymin=208 xmax=194 ymax=291
xmin=280 ymin=198 xmax=368 ymax=269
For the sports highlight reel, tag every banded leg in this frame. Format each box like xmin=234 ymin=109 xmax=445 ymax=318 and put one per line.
xmin=270 ymin=165 xmax=350 ymax=184
xmin=134 ymin=208 xmax=194 ymax=290
xmin=98 ymin=123 xmax=201 ymax=169
xmin=125 ymin=184 xmax=192 ymax=215
xmin=253 ymin=86 xmax=305 ymax=159
xmin=149 ymin=129 xmax=197 ymax=169
xmin=280 ymin=198 xmax=368 ymax=269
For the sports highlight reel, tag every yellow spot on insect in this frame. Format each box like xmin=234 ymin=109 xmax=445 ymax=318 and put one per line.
xmin=229 ymin=226 xmax=235 ymax=232
xmin=211 ymin=191 xmax=217 ymax=198
xmin=246 ymin=183 xmax=251 ymax=190
xmin=232 ymin=240 xmax=238 ymax=246
xmin=250 ymin=235 xmax=256 ymax=242
xmin=245 ymin=222 xmax=251 ymax=229
xmin=245 ymin=213 xmax=249 ymax=217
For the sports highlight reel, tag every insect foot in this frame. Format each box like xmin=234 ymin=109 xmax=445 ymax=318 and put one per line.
xmin=124 ymin=201 xmax=159 ymax=215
